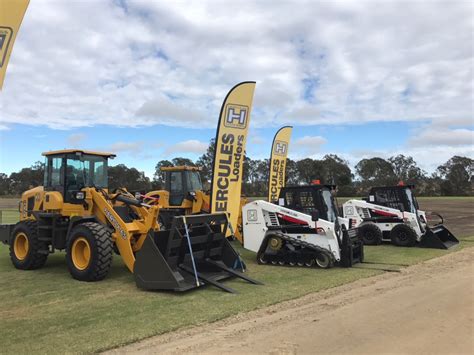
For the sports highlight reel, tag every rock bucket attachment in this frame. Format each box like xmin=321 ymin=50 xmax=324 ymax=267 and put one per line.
xmin=134 ymin=213 xmax=262 ymax=292
xmin=419 ymin=225 xmax=459 ymax=249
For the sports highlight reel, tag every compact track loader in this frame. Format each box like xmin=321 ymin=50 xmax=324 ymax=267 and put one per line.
xmin=0 ymin=150 xmax=260 ymax=293
xmin=242 ymin=184 xmax=363 ymax=268
xmin=342 ymin=184 xmax=459 ymax=249
xmin=143 ymin=166 xmax=246 ymax=242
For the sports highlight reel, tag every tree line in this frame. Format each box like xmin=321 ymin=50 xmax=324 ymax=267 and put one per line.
xmin=1 ymin=140 xmax=472 ymax=196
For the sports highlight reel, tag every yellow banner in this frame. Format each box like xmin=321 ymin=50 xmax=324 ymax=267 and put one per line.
xmin=210 ymin=81 xmax=256 ymax=233
xmin=0 ymin=0 xmax=29 ymax=90
xmin=268 ymin=126 xmax=292 ymax=202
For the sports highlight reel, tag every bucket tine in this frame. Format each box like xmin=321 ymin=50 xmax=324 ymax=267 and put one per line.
xmin=205 ymin=258 xmax=264 ymax=285
xmin=179 ymin=264 xmax=237 ymax=293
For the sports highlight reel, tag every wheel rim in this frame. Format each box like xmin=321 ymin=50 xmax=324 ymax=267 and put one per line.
xmin=14 ymin=232 xmax=29 ymax=260
xmin=365 ymin=231 xmax=375 ymax=241
xmin=72 ymin=237 xmax=91 ymax=270
xmin=398 ymin=231 xmax=408 ymax=241
xmin=316 ymin=254 xmax=330 ymax=268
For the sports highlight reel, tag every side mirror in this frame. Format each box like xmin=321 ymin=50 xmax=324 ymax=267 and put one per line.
xmin=311 ymin=210 xmax=319 ymax=222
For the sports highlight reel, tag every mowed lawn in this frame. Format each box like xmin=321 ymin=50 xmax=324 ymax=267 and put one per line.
xmin=0 ymin=198 xmax=472 ymax=353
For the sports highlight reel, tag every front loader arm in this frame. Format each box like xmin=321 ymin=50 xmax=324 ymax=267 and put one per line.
xmin=88 ymin=188 xmax=159 ymax=273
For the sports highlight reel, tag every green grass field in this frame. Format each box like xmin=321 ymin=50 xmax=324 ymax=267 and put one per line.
xmin=0 ymin=205 xmax=472 ymax=353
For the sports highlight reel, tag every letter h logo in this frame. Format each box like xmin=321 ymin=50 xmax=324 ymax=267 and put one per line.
xmin=274 ymin=141 xmax=287 ymax=156
xmin=224 ymin=104 xmax=248 ymax=129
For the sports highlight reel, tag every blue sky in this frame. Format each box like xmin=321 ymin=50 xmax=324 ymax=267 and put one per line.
xmin=0 ymin=1 xmax=473 ymax=178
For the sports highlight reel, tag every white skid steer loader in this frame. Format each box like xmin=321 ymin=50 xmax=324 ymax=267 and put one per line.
xmin=242 ymin=185 xmax=363 ymax=268
xmin=342 ymin=184 xmax=459 ymax=249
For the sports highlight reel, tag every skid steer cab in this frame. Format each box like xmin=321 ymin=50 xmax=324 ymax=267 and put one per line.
xmin=342 ymin=185 xmax=459 ymax=249
xmin=242 ymin=184 xmax=364 ymax=269
xmin=0 ymin=150 xmax=260 ymax=293
xmin=143 ymin=166 xmax=247 ymax=243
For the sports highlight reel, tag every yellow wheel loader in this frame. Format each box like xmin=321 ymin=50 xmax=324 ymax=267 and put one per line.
xmin=0 ymin=150 xmax=260 ymax=293
xmin=143 ymin=166 xmax=246 ymax=243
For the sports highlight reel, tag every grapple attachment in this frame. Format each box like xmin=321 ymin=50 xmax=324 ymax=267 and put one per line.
xmin=419 ymin=225 xmax=459 ymax=249
xmin=133 ymin=213 xmax=262 ymax=293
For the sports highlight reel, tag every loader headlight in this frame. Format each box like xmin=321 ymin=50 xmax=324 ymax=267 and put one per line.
xmin=76 ymin=192 xmax=85 ymax=200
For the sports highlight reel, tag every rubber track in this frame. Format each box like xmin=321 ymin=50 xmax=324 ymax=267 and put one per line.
xmin=10 ymin=220 xmax=48 ymax=269
xmin=258 ymin=231 xmax=335 ymax=267
xmin=82 ymin=222 xmax=113 ymax=281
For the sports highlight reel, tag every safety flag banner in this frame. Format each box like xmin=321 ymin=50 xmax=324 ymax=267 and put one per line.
xmin=210 ymin=81 xmax=256 ymax=234
xmin=268 ymin=126 xmax=292 ymax=203
xmin=0 ymin=0 xmax=29 ymax=89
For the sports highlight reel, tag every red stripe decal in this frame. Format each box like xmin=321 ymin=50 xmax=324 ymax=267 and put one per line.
xmin=278 ymin=213 xmax=309 ymax=225
xmin=372 ymin=209 xmax=398 ymax=217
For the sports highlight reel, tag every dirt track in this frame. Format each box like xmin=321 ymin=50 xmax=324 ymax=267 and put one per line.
xmin=109 ymin=246 xmax=473 ymax=354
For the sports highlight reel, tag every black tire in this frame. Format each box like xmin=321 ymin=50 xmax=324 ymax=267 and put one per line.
xmin=66 ymin=222 xmax=113 ymax=281
xmin=358 ymin=223 xmax=383 ymax=245
xmin=390 ymin=224 xmax=417 ymax=247
xmin=315 ymin=252 xmax=334 ymax=269
xmin=9 ymin=221 xmax=48 ymax=270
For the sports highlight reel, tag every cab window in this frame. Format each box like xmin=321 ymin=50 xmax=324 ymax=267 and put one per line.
xmin=51 ymin=157 xmax=63 ymax=187
xmin=170 ymin=172 xmax=183 ymax=193
xmin=187 ymin=171 xmax=203 ymax=191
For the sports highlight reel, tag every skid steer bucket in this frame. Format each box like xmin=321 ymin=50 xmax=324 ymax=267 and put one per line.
xmin=419 ymin=225 xmax=459 ymax=249
xmin=134 ymin=213 xmax=262 ymax=293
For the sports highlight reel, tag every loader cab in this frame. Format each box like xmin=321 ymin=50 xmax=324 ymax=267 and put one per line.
xmin=162 ymin=166 xmax=203 ymax=206
xmin=278 ymin=185 xmax=339 ymax=222
xmin=367 ymin=185 xmax=419 ymax=213
xmin=42 ymin=149 xmax=115 ymax=204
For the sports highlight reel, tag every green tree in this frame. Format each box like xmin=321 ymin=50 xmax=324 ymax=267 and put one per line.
xmin=355 ymin=157 xmax=397 ymax=190
xmin=285 ymin=158 xmax=299 ymax=185
xmin=388 ymin=155 xmax=426 ymax=183
xmin=322 ymin=155 xmax=354 ymax=195
xmin=196 ymin=138 xmax=216 ymax=183
xmin=108 ymin=164 xmax=151 ymax=192
xmin=9 ymin=161 xmax=44 ymax=195
xmin=436 ymin=156 xmax=473 ymax=195
xmin=152 ymin=160 xmax=173 ymax=189
xmin=0 ymin=173 xmax=11 ymax=195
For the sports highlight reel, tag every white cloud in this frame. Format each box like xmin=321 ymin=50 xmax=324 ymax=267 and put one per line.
xmin=0 ymin=0 xmax=471 ymax=133
xmin=408 ymin=128 xmax=474 ymax=147
xmin=0 ymin=124 xmax=9 ymax=131
xmin=164 ymin=139 xmax=208 ymax=155
xmin=106 ymin=141 xmax=144 ymax=156
xmin=67 ymin=133 xmax=86 ymax=147
xmin=293 ymin=135 xmax=327 ymax=155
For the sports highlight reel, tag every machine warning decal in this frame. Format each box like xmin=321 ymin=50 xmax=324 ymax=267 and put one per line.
xmin=0 ymin=27 xmax=13 ymax=68
xmin=224 ymin=104 xmax=248 ymax=129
